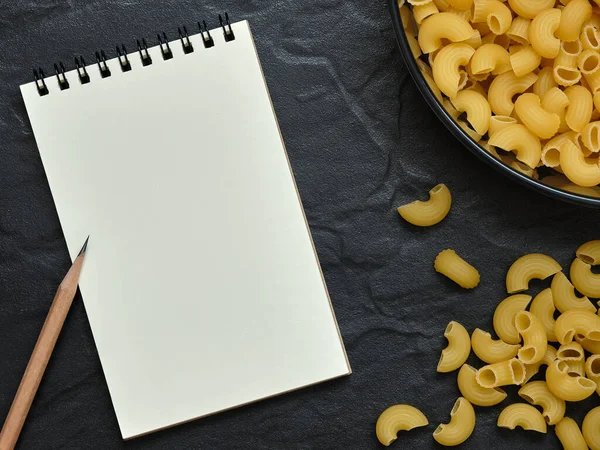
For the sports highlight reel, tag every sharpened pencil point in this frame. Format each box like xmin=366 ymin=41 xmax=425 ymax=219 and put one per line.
xmin=78 ymin=236 xmax=90 ymax=256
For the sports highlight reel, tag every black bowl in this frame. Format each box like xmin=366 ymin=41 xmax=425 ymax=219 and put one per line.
xmin=388 ymin=0 xmax=600 ymax=207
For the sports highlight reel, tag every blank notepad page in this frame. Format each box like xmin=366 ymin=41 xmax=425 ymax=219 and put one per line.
xmin=20 ymin=21 xmax=350 ymax=439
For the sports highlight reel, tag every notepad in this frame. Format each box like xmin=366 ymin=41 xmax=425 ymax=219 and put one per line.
xmin=20 ymin=19 xmax=350 ymax=439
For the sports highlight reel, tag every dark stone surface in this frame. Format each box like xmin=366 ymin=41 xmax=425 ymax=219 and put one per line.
xmin=0 ymin=0 xmax=598 ymax=449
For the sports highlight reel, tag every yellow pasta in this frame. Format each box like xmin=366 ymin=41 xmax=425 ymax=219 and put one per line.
xmin=432 ymin=0 xmax=451 ymax=10
xmin=557 ymin=0 xmax=593 ymax=42
xmin=488 ymin=124 xmax=542 ymax=168
xmin=432 ymin=43 xmax=475 ymax=98
xmin=446 ymin=5 xmax=472 ymax=21
xmin=472 ymin=0 xmax=513 ymax=35
xmin=523 ymin=344 xmax=558 ymax=383
xmin=487 ymin=71 xmax=537 ymax=115
xmin=432 ymin=397 xmax=476 ymax=446
xmin=493 ymin=294 xmax=531 ymax=344
xmin=555 ymin=308 xmax=600 ymax=344
xmin=418 ymin=13 xmax=474 ymax=53
xmin=581 ymin=121 xmax=600 ymax=153
xmin=505 ymin=253 xmax=561 ymax=294
xmin=497 ymin=403 xmax=547 ymax=433
xmin=571 ymin=257 xmax=600 ymax=297
xmin=506 ymin=16 xmax=530 ymax=45
xmin=489 ymin=115 xmax=517 ymax=137
xmin=582 ymin=406 xmax=600 ymax=450
xmin=470 ymin=43 xmax=511 ymax=76
xmin=514 ymin=311 xmax=548 ymax=364
xmin=514 ymin=93 xmax=560 ymax=139
xmin=438 ymin=321 xmax=471 ymax=373
xmin=541 ymin=87 xmax=570 ymax=135
xmin=576 ymin=239 xmax=600 ymax=264
xmin=407 ymin=0 xmax=432 ymax=5
xmin=560 ymin=139 xmax=600 ymax=186
xmin=434 ymin=249 xmax=480 ymax=289
xmin=447 ymin=0 xmax=473 ymax=10
xmin=508 ymin=0 xmax=554 ymax=19
xmin=555 ymin=40 xmax=584 ymax=72
xmin=413 ymin=1 xmax=440 ymax=23
xmin=546 ymin=359 xmax=597 ymax=401
xmin=451 ymin=90 xmax=491 ymax=135
xmin=581 ymin=24 xmax=600 ymax=51
xmin=529 ymin=288 xmax=558 ymax=342
xmin=584 ymin=354 xmax=600 ymax=396
xmin=461 ymin=30 xmax=483 ymax=49
xmin=533 ymin=66 xmax=558 ymax=98
xmin=556 ymin=417 xmax=589 ymax=450
xmin=529 ymin=8 xmax=562 ymax=58
xmin=557 ymin=341 xmax=586 ymax=376
xmin=470 ymin=328 xmax=520 ymax=364
xmin=551 ymin=272 xmax=596 ymax=313
xmin=397 ymin=183 xmax=451 ymax=226
xmin=565 ymin=85 xmax=594 ymax=132
xmin=509 ymin=45 xmax=543 ymax=77
xmin=579 ymin=49 xmax=600 ymax=93
xmin=518 ymin=381 xmax=566 ymax=425
xmin=577 ymin=333 xmax=600 ymax=353
xmin=457 ymin=364 xmax=507 ymax=406
xmin=376 ymin=404 xmax=429 ymax=446
xmin=541 ymin=132 xmax=574 ymax=168
xmin=554 ymin=65 xmax=583 ymax=87
xmin=476 ymin=358 xmax=526 ymax=388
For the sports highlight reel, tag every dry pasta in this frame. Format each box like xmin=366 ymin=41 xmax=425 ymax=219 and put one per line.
xmin=375 ymin=404 xmax=429 ymax=446
xmin=497 ymin=403 xmax=547 ymax=433
xmin=397 ymin=183 xmax=452 ymax=226
xmin=434 ymin=249 xmax=480 ymax=288
xmin=555 ymin=417 xmax=589 ymax=450
xmin=582 ymin=406 xmax=600 ymax=450
xmin=432 ymin=397 xmax=476 ymax=446
xmin=438 ymin=321 xmax=471 ymax=372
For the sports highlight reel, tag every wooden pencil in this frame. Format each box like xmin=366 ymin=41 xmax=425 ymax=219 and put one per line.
xmin=0 ymin=237 xmax=89 ymax=450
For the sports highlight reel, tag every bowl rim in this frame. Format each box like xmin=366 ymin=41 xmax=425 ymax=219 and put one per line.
xmin=387 ymin=0 xmax=600 ymax=207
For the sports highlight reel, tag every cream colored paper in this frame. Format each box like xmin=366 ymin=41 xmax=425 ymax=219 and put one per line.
xmin=20 ymin=21 xmax=349 ymax=439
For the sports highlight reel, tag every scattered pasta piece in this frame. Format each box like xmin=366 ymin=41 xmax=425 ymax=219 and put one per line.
xmin=470 ymin=328 xmax=520 ymax=364
xmin=432 ymin=397 xmax=476 ymax=446
xmin=546 ymin=359 xmax=597 ymax=402
xmin=375 ymin=404 xmax=429 ymax=447
xmin=457 ymin=364 xmax=507 ymax=406
xmin=514 ymin=311 xmax=548 ymax=365
xmin=505 ymin=253 xmax=561 ymax=294
xmin=582 ymin=406 xmax=600 ymax=450
xmin=434 ymin=249 xmax=480 ymax=289
xmin=476 ymin=358 xmax=526 ymax=388
xmin=438 ymin=321 xmax=471 ymax=373
xmin=397 ymin=184 xmax=452 ymax=226
xmin=497 ymin=403 xmax=547 ymax=433
xmin=555 ymin=417 xmax=589 ymax=450
xmin=518 ymin=381 xmax=566 ymax=425
xmin=493 ymin=294 xmax=531 ymax=344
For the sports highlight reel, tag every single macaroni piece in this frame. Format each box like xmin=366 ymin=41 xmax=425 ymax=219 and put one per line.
xmin=487 ymin=71 xmax=537 ymax=115
xmin=461 ymin=30 xmax=482 ymax=49
xmin=541 ymin=87 xmax=570 ymax=135
xmin=497 ymin=403 xmax=547 ymax=433
xmin=488 ymin=115 xmax=517 ymax=137
xmin=554 ymin=308 xmax=600 ymax=344
xmin=505 ymin=253 xmax=561 ymax=294
xmin=514 ymin=93 xmax=559 ymax=139
xmin=506 ymin=16 xmax=530 ymax=45
xmin=447 ymin=0 xmax=473 ymax=10
xmin=471 ymin=328 xmax=520 ymax=364
xmin=546 ymin=359 xmax=597 ymax=401
xmin=432 ymin=43 xmax=475 ymax=98
xmin=576 ymin=333 xmax=600 ymax=354
xmin=488 ymin=124 xmax=541 ymax=168
xmin=554 ymin=65 xmax=582 ymax=87
xmin=570 ymin=257 xmax=600 ymax=297
xmin=581 ymin=122 xmax=600 ymax=153
xmin=451 ymin=89 xmax=491 ymax=135
xmin=576 ymin=240 xmax=600 ymax=265
xmin=438 ymin=321 xmax=471 ymax=373
xmin=523 ymin=344 xmax=558 ymax=383
xmin=470 ymin=43 xmax=511 ymax=77
xmin=555 ymin=417 xmax=589 ymax=450
xmin=533 ymin=66 xmax=558 ymax=98
xmin=529 ymin=8 xmax=561 ymax=59
xmin=556 ymin=341 xmax=586 ymax=377
xmin=434 ymin=249 xmax=480 ymax=289
xmin=472 ymin=0 xmax=512 ymax=35
xmin=583 ymin=407 xmax=600 ymax=450
xmin=397 ymin=183 xmax=452 ymax=227
xmin=578 ymin=50 xmax=600 ymax=93
xmin=560 ymin=140 xmax=600 ymax=187
xmin=550 ymin=272 xmax=596 ymax=313
xmin=476 ymin=358 xmax=526 ymax=388
xmin=510 ymin=45 xmax=542 ymax=77
xmin=508 ymin=0 xmax=554 ymax=19
xmin=413 ymin=2 xmax=439 ymax=23
xmin=418 ymin=13 xmax=474 ymax=53
xmin=557 ymin=0 xmax=592 ymax=42
xmin=514 ymin=311 xmax=548 ymax=365
xmin=555 ymin=41 xmax=584 ymax=73
xmin=529 ymin=288 xmax=558 ymax=342
xmin=432 ymin=397 xmax=475 ymax=446
xmin=585 ymin=354 xmax=600 ymax=395
xmin=518 ymin=381 xmax=566 ymax=425
xmin=493 ymin=294 xmax=532 ymax=344
xmin=565 ymin=85 xmax=593 ymax=132
xmin=375 ymin=404 xmax=429 ymax=446
xmin=457 ymin=364 xmax=507 ymax=406
xmin=581 ymin=24 xmax=600 ymax=51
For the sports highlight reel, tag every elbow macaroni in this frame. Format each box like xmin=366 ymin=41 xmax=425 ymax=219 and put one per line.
xmin=582 ymin=407 xmax=600 ymax=450
xmin=506 ymin=16 xmax=530 ymax=45
xmin=555 ymin=417 xmax=589 ymax=450
xmin=550 ymin=272 xmax=596 ymax=313
xmin=565 ymin=85 xmax=593 ymax=133
xmin=546 ymin=359 xmax=597 ymax=401
xmin=514 ymin=93 xmax=560 ymax=139
xmin=508 ymin=0 xmax=554 ymax=20
xmin=585 ymin=354 xmax=600 ymax=395
xmin=432 ymin=43 xmax=475 ymax=98
xmin=529 ymin=288 xmax=558 ymax=342
xmin=488 ymin=124 xmax=541 ymax=168
xmin=472 ymin=0 xmax=512 ymax=35
xmin=487 ymin=71 xmax=537 ymax=116
xmin=397 ymin=183 xmax=452 ymax=226
xmin=434 ymin=249 xmax=480 ymax=289
xmin=570 ymin=257 xmax=600 ymax=297
xmin=505 ymin=253 xmax=561 ymax=294
xmin=476 ymin=358 xmax=526 ymax=388
xmin=376 ymin=404 xmax=429 ymax=446
xmin=418 ymin=12 xmax=474 ymax=53
xmin=471 ymin=328 xmax=520 ymax=364
xmin=554 ymin=308 xmax=600 ymax=344
xmin=557 ymin=341 xmax=586 ymax=377
xmin=514 ymin=311 xmax=548 ymax=365
xmin=497 ymin=403 xmax=547 ymax=433
xmin=557 ymin=0 xmax=593 ymax=42
xmin=457 ymin=364 xmax=507 ymax=406
xmin=470 ymin=43 xmax=511 ymax=76
xmin=529 ymin=8 xmax=562 ymax=59
xmin=438 ymin=321 xmax=471 ymax=373
xmin=493 ymin=294 xmax=531 ymax=344
xmin=432 ymin=397 xmax=476 ymax=446
xmin=576 ymin=239 xmax=600 ymax=265
xmin=518 ymin=381 xmax=566 ymax=425
xmin=560 ymin=139 xmax=600 ymax=187
xmin=451 ymin=89 xmax=491 ymax=135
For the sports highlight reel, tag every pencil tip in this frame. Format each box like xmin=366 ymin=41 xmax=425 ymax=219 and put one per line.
xmin=78 ymin=236 xmax=90 ymax=256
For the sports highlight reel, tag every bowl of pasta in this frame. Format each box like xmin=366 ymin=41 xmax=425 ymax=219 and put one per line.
xmin=388 ymin=0 xmax=600 ymax=206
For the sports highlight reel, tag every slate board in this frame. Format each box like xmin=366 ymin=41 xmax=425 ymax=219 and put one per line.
xmin=0 ymin=0 xmax=598 ymax=449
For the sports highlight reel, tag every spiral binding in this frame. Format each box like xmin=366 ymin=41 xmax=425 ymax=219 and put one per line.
xmin=33 ymin=12 xmax=235 ymax=96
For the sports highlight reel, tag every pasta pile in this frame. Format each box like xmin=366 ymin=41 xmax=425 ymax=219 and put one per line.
xmin=398 ymin=0 xmax=600 ymax=196
xmin=379 ymin=186 xmax=600 ymax=447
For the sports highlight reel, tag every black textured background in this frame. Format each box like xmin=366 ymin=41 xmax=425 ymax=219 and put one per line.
xmin=1 ymin=1 xmax=599 ymax=449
